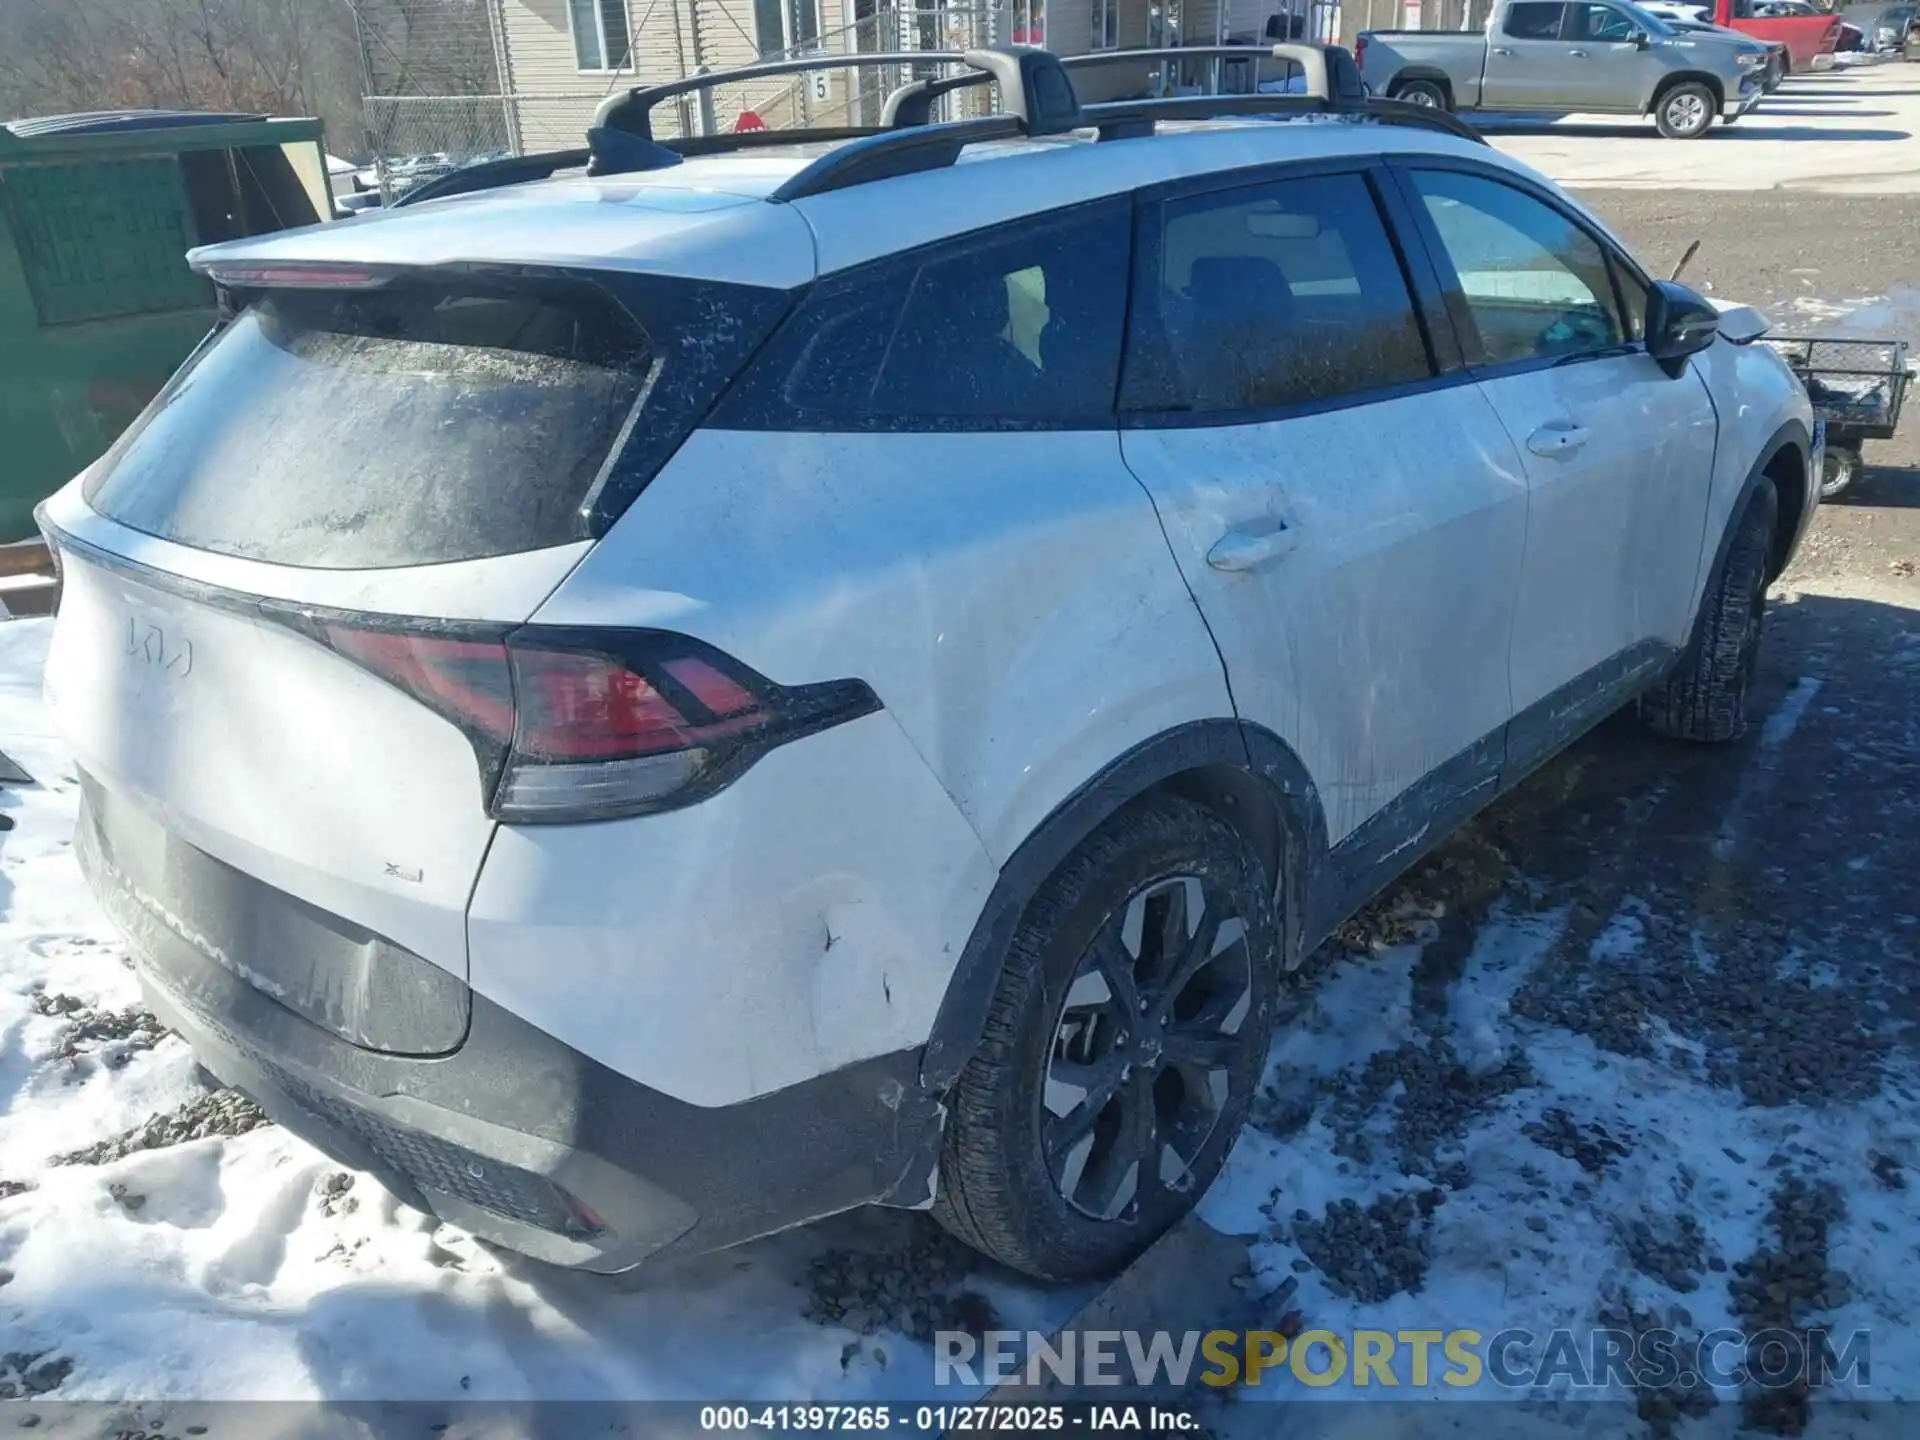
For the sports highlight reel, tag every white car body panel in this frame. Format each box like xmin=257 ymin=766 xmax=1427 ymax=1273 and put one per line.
xmin=1121 ymin=387 xmax=1529 ymax=844
xmin=46 ymin=551 xmax=495 ymax=980
xmin=527 ymin=427 xmax=1238 ymax=866
xmin=191 ymin=179 xmax=817 ymax=290
xmin=1687 ymin=329 xmax=1817 ymax=605
xmin=1476 ymin=353 xmax=1719 ymax=713
xmin=468 ymin=712 xmax=999 ymax=1107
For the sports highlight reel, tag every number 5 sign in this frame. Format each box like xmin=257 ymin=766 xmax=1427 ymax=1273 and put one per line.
xmin=809 ymin=69 xmax=833 ymax=103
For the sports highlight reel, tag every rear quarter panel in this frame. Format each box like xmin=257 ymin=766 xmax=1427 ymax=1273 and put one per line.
xmin=477 ymin=427 xmax=1236 ymax=1103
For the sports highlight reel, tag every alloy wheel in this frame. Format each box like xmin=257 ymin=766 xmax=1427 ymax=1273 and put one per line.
xmin=1666 ymin=92 xmax=1709 ymax=133
xmin=1041 ymin=875 xmax=1254 ymax=1222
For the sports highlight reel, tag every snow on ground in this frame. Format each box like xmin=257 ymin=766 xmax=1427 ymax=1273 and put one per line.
xmin=1184 ymin=628 xmax=1920 ymax=1434
xmin=0 ymin=618 xmax=1073 ymax=1405
xmin=1484 ymin=63 xmax=1920 ymax=196
xmin=5 ymin=572 xmax=1919 ymax=1432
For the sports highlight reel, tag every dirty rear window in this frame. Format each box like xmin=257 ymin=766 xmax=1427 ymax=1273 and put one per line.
xmin=82 ymin=279 xmax=652 ymax=569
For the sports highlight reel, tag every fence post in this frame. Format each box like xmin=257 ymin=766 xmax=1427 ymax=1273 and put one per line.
xmin=698 ymin=67 xmax=719 ymax=134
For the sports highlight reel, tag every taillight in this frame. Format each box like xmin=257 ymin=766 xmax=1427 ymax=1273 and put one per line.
xmin=302 ymin=618 xmax=881 ymax=824
xmin=1355 ymin=33 xmax=1368 ymax=70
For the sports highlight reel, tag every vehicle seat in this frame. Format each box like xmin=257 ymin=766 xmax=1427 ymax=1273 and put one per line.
xmin=1176 ymin=255 xmax=1295 ymax=409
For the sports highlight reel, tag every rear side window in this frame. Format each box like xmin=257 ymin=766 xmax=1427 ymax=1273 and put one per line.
xmin=1121 ymin=171 xmax=1434 ymax=417
xmin=81 ymin=272 xmax=787 ymax=568
xmin=715 ymin=198 xmax=1130 ymax=429
xmin=1504 ymin=2 xmax=1569 ymax=36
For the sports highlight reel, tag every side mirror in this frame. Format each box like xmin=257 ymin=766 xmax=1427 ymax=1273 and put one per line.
xmin=1632 ymin=28 xmax=1652 ymax=46
xmin=1646 ymin=279 xmax=1720 ymax=376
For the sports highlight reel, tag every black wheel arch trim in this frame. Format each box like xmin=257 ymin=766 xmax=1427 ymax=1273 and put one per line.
xmin=1734 ymin=416 xmax=1813 ymax=582
xmin=919 ymin=718 xmax=1327 ymax=1092
xmin=1681 ymin=416 xmax=1809 ymax=675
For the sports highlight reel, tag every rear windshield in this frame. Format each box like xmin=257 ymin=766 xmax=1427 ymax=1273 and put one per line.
xmin=84 ymin=279 xmax=653 ymax=569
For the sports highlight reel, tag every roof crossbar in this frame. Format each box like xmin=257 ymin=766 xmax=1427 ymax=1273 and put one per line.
xmin=390 ymin=41 xmax=1477 ymax=208
xmin=882 ymin=44 xmax=1282 ymax=126
xmin=596 ymin=51 xmax=972 ymax=143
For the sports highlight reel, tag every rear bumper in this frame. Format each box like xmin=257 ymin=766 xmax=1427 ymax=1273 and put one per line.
xmin=76 ymin=789 xmax=942 ymax=1272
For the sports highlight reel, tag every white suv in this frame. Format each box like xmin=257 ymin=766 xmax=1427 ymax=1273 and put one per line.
xmin=39 ymin=44 xmax=1814 ymax=1283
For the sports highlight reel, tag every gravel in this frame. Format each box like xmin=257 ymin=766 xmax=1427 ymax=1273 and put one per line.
xmin=800 ymin=1217 xmax=991 ymax=1344
xmin=1727 ymin=1171 xmax=1850 ymax=1436
xmin=52 ymin=1089 xmax=270 ymax=1167
xmin=1619 ymin=1211 xmax=1708 ymax=1294
xmin=318 ymin=1171 xmax=358 ymax=1218
xmin=0 ymin=1352 xmax=71 ymax=1400
xmin=1320 ymin=1037 xmax=1533 ymax=1176
xmin=1522 ymin=1107 xmax=1634 ymax=1175
xmin=30 ymin=991 xmax=168 ymax=1073
xmin=1291 ymin=1190 xmax=1443 ymax=1303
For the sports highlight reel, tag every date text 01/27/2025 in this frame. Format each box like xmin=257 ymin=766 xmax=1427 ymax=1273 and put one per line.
xmin=698 ymin=1404 xmax=1203 ymax=1432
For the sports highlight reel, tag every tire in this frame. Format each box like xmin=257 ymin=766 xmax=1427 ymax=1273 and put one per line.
xmin=932 ymin=796 xmax=1281 ymax=1282
xmin=1638 ymin=479 xmax=1778 ymax=744
xmin=1395 ymin=79 xmax=1450 ymax=110
xmin=1654 ymin=81 xmax=1718 ymax=139
xmin=1820 ymin=447 xmax=1861 ymax=500
xmin=1763 ymin=57 xmax=1786 ymax=91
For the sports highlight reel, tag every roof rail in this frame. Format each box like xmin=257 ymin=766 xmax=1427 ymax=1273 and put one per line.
xmin=1082 ymin=90 xmax=1487 ymax=145
xmin=393 ymin=147 xmax=591 ymax=207
xmin=768 ymin=115 xmax=1026 ymax=202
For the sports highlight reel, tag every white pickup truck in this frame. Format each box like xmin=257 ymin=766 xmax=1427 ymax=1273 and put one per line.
xmin=1357 ymin=0 xmax=1772 ymax=136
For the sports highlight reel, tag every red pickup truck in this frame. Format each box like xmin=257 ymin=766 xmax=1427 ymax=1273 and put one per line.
xmin=1714 ymin=0 xmax=1843 ymax=69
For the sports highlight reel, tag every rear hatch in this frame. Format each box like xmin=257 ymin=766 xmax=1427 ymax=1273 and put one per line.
xmin=43 ymin=253 xmax=791 ymax=1055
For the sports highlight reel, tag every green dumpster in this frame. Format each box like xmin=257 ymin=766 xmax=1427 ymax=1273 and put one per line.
xmin=0 ymin=110 xmax=333 ymax=542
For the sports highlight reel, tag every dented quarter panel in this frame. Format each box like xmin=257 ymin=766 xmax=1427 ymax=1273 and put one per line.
xmin=466 ymin=711 xmax=1000 ymax=1108
xmin=494 ymin=426 xmax=1233 ymax=1103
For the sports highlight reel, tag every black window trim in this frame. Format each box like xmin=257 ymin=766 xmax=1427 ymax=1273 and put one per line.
xmin=1117 ymin=156 xmax=1479 ymax=434
xmin=709 ymin=193 xmax=1134 ymax=435
xmin=1382 ymin=155 xmax=1657 ymax=385
xmin=1502 ymin=1 xmax=1573 ymax=41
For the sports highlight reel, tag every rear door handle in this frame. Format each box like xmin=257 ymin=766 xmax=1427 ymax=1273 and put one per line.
xmin=1492 ymin=45 xmax=1515 ymax=54
xmin=1527 ymin=423 xmax=1590 ymax=457
xmin=1568 ymin=47 xmax=1590 ymax=56
xmin=1207 ymin=525 xmax=1299 ymax=572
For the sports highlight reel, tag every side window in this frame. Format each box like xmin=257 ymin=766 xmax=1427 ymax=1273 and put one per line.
xmin=1503 ymin=2 xmax=1569 ymax=38
xmin=1122 ymin=171 xmax=1434 ymax=418
xmin=1406 ymin=169 xmax=1625 ymax=367
xmin=1571 ymin=3 xmax=1640 ymax=39
xmin=726 ymin=198 xmax=1129 ymax=427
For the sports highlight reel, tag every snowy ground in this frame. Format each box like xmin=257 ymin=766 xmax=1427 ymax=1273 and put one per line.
xmin=1484 ymin=63 xmax=1920 ymax=196
xmin=0 ymin=616 xmax=1075 ymax=1409
xmin=4 ymin=484 xmax=1919 ymax=1435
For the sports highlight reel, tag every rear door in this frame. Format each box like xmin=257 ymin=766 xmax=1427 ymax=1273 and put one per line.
xmin=1116 ymin=162 xmax=1529 ymax=870
xmin=1390 ymin=163 xmax=1717 ymax=771
xmin=42 ymin=264 xmax=787 ymax=1031
xmin=1560 ymin=2 xmax=1659 ymax=109
xmin=1483 ymin=2 xmax=1577 ymax=109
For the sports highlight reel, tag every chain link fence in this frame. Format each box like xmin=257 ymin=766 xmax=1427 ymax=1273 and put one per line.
xmin=354 ymin=0 xmax=1494 ymax=201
